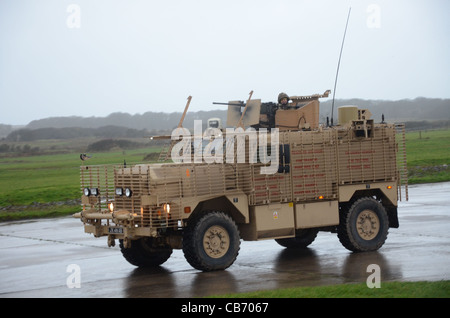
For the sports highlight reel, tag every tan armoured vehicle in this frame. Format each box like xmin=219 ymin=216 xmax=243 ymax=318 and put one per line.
xmin=74 ymin=91 xmax=408 ymax=271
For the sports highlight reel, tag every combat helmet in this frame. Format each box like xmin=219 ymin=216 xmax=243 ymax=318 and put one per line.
xmin=278 ymin=92 xmax=289 ymax=104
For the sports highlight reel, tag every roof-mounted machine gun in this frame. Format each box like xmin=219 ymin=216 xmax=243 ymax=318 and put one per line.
xmin=214 ymin=90 xmax=331 ymax=130
xmin=275 ymin=90 xmax=331 ymax=131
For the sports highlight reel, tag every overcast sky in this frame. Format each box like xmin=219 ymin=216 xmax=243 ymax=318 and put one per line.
xmin=1 ymin=0 xmax=449 ymax=125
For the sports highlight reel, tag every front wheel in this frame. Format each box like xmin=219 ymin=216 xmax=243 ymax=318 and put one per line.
xmin=183 ymin=211 xmax=240 ymax=271
xmin=338 ymin=197 xmax=389 ymax=252
xmin=119 ymin=238 xmax=172 ymax=267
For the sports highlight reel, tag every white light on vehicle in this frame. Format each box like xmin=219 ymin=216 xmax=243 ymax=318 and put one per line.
xmin=115 ymin=187 xmax=123 ymax=196
xmin=91 ymin=188 xmax=99 ymax=196
xmin=83 ymin=188 xmax=90 ymax=196
xmin=108 ymin=202 xmax=114 ymax=212
xmin=125 ymin=188 xmax=132 ymax=197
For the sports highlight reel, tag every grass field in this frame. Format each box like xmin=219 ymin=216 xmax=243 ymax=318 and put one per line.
xmin=0 ymin=146 xmax=161 ymax=220
xmin=0 ymin=129 xmax=449 ymax=220
xmin=405 ymin=129 xmax=450 ymax=184
xmin=212 ymin=281 xmax=450 ymax=298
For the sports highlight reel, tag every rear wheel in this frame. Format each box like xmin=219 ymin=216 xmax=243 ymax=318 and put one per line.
xmin=183 ymin=211 xmax=240 ymax=271
xmin=119 ymin=238 xmax=172 ymax=267
xmin=338 ymin=197 xmax=389 ymax=252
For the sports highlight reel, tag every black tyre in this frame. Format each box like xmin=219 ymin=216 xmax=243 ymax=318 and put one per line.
xmin=275 ymin=228 xmax=319 ymax=248
xmin=338 ymin=197 xmax=389 ymax=252
xmin=119 ymin=238 xmax=172 ymax=267
xmin=183 ymin=211 xmax=240 ymax=271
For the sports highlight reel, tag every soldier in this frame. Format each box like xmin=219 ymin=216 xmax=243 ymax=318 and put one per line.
xmin=278 ymin=92 xmax=290 ymax=109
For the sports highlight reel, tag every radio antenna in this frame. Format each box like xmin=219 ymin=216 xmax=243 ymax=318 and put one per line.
xmin=331 ymin=7 xmax=351 ymax=126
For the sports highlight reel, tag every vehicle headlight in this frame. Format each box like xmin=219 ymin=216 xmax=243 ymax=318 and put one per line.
xmin=90 ymin=188 xmax=99 ymax=196
xmin=125 ymin=188 xmax=132 ymax=197
xmin=115 ymin=187 xmax=123 ymax=196
xmin=84 ymin=187 xmax=99 ymax=197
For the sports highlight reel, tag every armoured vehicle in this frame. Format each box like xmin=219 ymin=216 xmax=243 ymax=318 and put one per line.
xmin=74 ymin=91 xmax=408 ymax=271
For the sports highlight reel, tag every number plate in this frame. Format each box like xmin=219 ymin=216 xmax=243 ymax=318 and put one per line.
xmin=108 ymin=227 xmax=124 ymax=234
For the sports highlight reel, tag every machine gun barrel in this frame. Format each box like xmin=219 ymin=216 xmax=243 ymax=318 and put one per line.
xmin=213 ymin=102 xmax=245 ymax=107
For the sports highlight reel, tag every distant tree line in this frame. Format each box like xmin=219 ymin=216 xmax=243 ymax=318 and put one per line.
xmin=0 ymin=124 xmax=14 ymax=138
xmin=24 ymin=110 xmax=227 ymax=131
xmin=20 ymin=98 xmax=449 ymax=131
xmin=404 ymin=120 xmax=450 ymax=131
xmin=321 ymin=97 xmax=450 ymax=123
xmin=4 ymin=126 xmax=150 ymax=142
xmin=0 ymin=143 xmax=40 ymax=154
xmin=1 ymin=98 xmax=449 ymax=142
xmin=86 ymin=139 xmax=143 ymax=152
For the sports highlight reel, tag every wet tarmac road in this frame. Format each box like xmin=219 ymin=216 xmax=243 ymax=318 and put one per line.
xmin=1 ymin=182 xmax=449 ymax=298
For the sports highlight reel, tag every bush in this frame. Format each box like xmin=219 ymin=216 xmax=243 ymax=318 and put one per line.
xmin=0 ymin=144 xmax=10 ymax=152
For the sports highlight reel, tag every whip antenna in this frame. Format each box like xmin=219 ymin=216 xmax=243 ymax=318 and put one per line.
xmin=331 ymin=7 xmax=351 ymax=126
